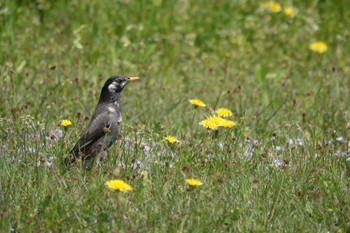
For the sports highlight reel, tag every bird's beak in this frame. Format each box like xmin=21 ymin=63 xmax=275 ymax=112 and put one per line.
xmin=128 ymin=77 xmax=140 ymax=82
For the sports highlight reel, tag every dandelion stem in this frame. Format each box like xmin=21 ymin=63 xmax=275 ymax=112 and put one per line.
xmin=179 ymin=196 xmax=192 ymax=233
xmin=190 ymin=109 xmax=196 ymax=134
xmin=116 ymin=192 xmax=126 ymax=224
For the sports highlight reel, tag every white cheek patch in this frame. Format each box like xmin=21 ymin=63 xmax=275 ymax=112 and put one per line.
xmin=108 ymin=82 xmax=117 ymax=92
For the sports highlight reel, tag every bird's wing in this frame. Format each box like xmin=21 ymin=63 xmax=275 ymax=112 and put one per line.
xmin=70 ymin=112 xmax=114 ymax=157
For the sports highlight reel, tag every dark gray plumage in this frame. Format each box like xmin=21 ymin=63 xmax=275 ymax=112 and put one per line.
xmin=65 ymin=76 xmax=140 ymax=165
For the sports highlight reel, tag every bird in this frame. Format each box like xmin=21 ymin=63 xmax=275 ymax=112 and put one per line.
xmin=64 ymin=76 xmax=140 ymax=166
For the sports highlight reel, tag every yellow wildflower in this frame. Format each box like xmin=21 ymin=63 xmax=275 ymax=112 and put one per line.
xmin=283 ymin=7 xmax=296 ymax=17
xmin=215 ymin=108 xmax=233 ymax=117
xmin=309 ymin=41 xmax=328 ymax=53
xmin=61 ymin=119 xmax=72 ymax=128
xmin=208 ymin=116 xmax=237 ymax=128
xmin=207 ymin=116 xmax=223 ymax=125
xmin=199 ymin=119 xmax=218 ymax=130
xmin=165 ymin=135 xmax=180 ymax=144
xmin=260 ymin=1 xmax=281 ymax=13
xmin=105 ymin=180 xmax=132 ymax=192
xmin=186 ymin=178 xmax=203 ymax=187
xmin=200 ymin=116 xmax=238 ymax=130
xmin=189 ymin=99 xmax=206 ymax=107
xmin=220 ymin=119 xmax=238 ymax=128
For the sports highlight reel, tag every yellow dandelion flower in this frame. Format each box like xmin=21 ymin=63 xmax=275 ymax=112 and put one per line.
xmin=215 ymin=108 xmax=233 ymax=117
xmin=283 ymin=7 xmax=296 ymax=17
xmin=189 ymin=99 xmax=206 ymax=107
xmin=309 ymin=41 xmax=328 ymax=53
xmin=199 ymin=119 xmax=218 ymax=130
xmin=220 ymin=119 xmax=238 ymax=128
xmin=165 ymin=135 xmax=180 ymax=144
xmin=61 ymin=119 xmax=72 ymax=128
xmin=186 ymin=178 xmax=203 ymax=187
xmin=200 ymin=116 xmax=238 ymax=130
xmin=260 ymin=1 xmax=281 ymax=13
xmin=207 ymin=115 xmax=224 ymax=125
xmin=105 ymin=180 xmax=132 ymax=192
xmin=208 ymin=116 xmax=238 ymax=128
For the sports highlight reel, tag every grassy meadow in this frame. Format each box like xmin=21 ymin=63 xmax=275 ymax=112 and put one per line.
xmin=1 ymin=0 xmax=350 ymax=232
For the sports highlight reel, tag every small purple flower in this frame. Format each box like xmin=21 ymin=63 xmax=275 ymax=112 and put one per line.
xmin=53 ymin=129 xmax=63 ymax=139
xmin=157 ymin=150 xmax=167 ymax=157
xmin=27 ymin=131 xmax=41 ymax=140
xmin=143 ymin=145 xmax=151 ymax=153
xmin=332 ymin=150 xmax=345 ymax=157
xmin=336 ymin=137 xmax=345 ymax=142
xmin=45 ymin=128 xmax=63 ymax=142
xmin=243 ymin=149 xmax=253 ymax=157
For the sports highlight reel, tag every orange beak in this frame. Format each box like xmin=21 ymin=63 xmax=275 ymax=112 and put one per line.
xmin=128 ymin=77 xmax=140 ymax=81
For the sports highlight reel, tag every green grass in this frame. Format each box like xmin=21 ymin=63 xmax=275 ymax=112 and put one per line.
xmin=1 ymin=0 xmax=350 ymax=232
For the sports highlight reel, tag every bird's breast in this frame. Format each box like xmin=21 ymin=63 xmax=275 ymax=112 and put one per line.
xmin=108 ymin=105 xmax=122 ymax=123
xmin=107 ymin=106 xmax=116 ymax=113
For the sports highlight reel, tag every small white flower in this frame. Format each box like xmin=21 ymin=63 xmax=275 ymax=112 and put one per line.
xmin=208 ymin=153 xmax=215 ymax=159
xmin=273 ymin=158 xmax=283 ymax=168
xmin=170 ymin=151 xmax=177 ymax=158
xmin=218 ymin=143 xmax=224 ymax=150
xmin=28 ymin=147 xmax=36 ymax=153
xmin=275 ymin=146 xmax=282 ymax=151
xmin=296 ymin=138 xmax=304 ymax=146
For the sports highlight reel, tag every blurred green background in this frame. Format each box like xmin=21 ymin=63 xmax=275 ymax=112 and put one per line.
xmin=1 ymin=0 xmax=349 ymax=134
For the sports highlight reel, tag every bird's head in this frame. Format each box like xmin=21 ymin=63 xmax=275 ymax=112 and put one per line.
xmin=99 ymin=76 xmax=140 ymax=103
xmin=106 ymin=76 xmax=140 ymax=93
